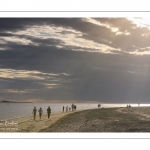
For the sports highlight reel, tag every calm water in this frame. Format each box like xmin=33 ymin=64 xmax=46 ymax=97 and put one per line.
xmin=0 ymin=103 xmax=150 ymax=120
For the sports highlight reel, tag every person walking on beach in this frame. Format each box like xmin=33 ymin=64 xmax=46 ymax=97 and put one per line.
xmin=66 ymin=106 xmax=68 ymax=112
xmin=47 ymin=106 xmax=51 ymax=119
xmin=74 ymin=105 xmax=77 ymax=110
xmin=38 ymin=107 xmax=43 ymax=119
xmin=98 ymin=104 xmax=101 ymax=108
xmin=63 ymin=106 xmax=64 ymax=112
xmin=32 ymin=107 xmax=37 ymax=120
xmin=72 ymin=104 xmax=74 ymax=111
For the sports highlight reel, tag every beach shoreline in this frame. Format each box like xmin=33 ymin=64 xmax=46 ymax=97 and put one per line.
xmin=0 ymin=109 xmax=86 ymax=132
xmin=1 ymin=107 xmax=150 ymax=132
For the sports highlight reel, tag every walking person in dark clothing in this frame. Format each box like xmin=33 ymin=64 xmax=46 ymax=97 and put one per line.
xmin=98 ymin=104 xmax=101 ymax=108
xmin=72 ymin=104 xmax=74 ymax=111
xmin=32 ymin=107 xmax=37 ymax=120
xmin=38 ymin=107 xmax=43 ymax=119
xmin=74 ymin=105 xmax=76 ymax=110
xmin=63 ymin=106 xmax=64 ymax=112
xmin=66 ymin=106 xmax=68 ymax=112
xmin=47 ymin=106 xmax=51 ymax=119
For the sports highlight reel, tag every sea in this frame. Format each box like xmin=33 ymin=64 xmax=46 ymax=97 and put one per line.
xmin=0 ymin=103 xmax=150 ymax=120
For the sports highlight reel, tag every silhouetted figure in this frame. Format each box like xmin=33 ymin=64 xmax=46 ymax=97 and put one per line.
xmin=47 ymin=106 xmax=51 ymax=119
xmin=127 ymin=105 xmax=128 ymax=107
xmin=38 ymin=107 xmax=43 ymax=119
xmin=129 ymin=105 xmax=131 ymax=107
xmin=74 ymin=105 xmax=76 ymax=110
xmin=98 ymin=104 xmax=101 ymax=108
xmin=63 ymin=106 xmax=65 ymax=112
xmin=66 ymin=106 xmax=68 ymax=112
xmin=32 ymin=107 xmax=37 ymax=120
xmin=72 ymin=104 xmax=74 ymax=111
xmin=69 ymin=107 xmax=71 ymax=111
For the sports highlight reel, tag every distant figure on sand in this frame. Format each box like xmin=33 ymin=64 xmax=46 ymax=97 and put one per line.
xmin=63 ymin=106 xmax=64 ymax=112
xmin=47 ymin=106 xmax=51 ymax=119
xmin=66 ymin=106 xmax=69 ymax=112
xmin=72 ymin=104 xmax=74 ymax=111
xmin=69 ymin=107 xmax=71 ymax=111
xmin=98 ymin=104 xmax=101 ymax=108
xmin=32 ymin=107 xmax=37 ymax=120
xmin=71 ymin=104 xmax=77 ymax=111
xmin=74 ymin=105 xmax=77 ymax=110
xmin=38 ymin=107 xmax=43 ymax=119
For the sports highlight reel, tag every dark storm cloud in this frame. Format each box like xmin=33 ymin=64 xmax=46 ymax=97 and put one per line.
xmin=48 ymin=18 xmax=150 ymax=52
xmin=39 ymin=18 xmax=150 ymax=52
xmin=0 ymin=18 xmax=84 ymax=33
xmin=1 ymin=18 xmax=150 ymax=53
xmin=1 ymin=44 xmax=150 ymax=103
xmin=1 ymin=18 xmax=150 ymax=103
xmin=0 ymin=18 xmax=49 ymax=32
xmin=0 ymin=32 xmax=14 ymax=37
xmin=41 ymin=18 xmax=150 ymax=52
xmin=1 ymin=47 xmax=150 ymax=102
xmin=0 ymin=67 xmax=73 ymax=101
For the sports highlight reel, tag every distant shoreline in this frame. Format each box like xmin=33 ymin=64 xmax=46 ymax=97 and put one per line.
xmin=0 ymin=101 xmax=32 ymax=103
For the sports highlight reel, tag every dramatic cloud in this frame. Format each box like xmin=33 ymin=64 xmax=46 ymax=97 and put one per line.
xmin=1 ymin=18 xmax=150 ymax=103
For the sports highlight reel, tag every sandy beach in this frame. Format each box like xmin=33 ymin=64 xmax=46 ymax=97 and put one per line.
xmin=1 ymin=107 xmax=150 ymax=132
xmin=41 ymin=107 xmax=150 ymax=132
xmin=0 ymin=110 xmax=84 ymax=132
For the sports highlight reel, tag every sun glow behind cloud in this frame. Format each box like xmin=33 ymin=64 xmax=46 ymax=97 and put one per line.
xmin=128 ymin=17 xmax=150 ymax=29
xmin=0 ymin=22 xmax=120 ymax=54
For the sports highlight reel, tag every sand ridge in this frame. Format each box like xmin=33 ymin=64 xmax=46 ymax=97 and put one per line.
xmin=41 ymin=107 xmax=150 ymax=132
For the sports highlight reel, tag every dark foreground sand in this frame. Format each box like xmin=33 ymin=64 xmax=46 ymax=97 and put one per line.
xmin=41 ymin=107 xmax=150 ymax=132
xmin=1 ymin=107 xmax=150 ymax=132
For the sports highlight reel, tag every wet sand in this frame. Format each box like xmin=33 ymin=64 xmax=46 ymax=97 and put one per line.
xmin=1 ymin=107 xmax=150 ymax=132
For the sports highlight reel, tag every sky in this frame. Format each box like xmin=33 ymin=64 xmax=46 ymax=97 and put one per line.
xmin=1 ymin=18 xmax=150 ymax=103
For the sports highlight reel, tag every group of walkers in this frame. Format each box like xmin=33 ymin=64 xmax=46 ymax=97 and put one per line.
xmin=32 ymin=104 xmax=78 ymax=120
xmin=32 ymin=106 xmax=51 ymax=120
xmin=62 ymin=104 xmax=77 ymax=112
